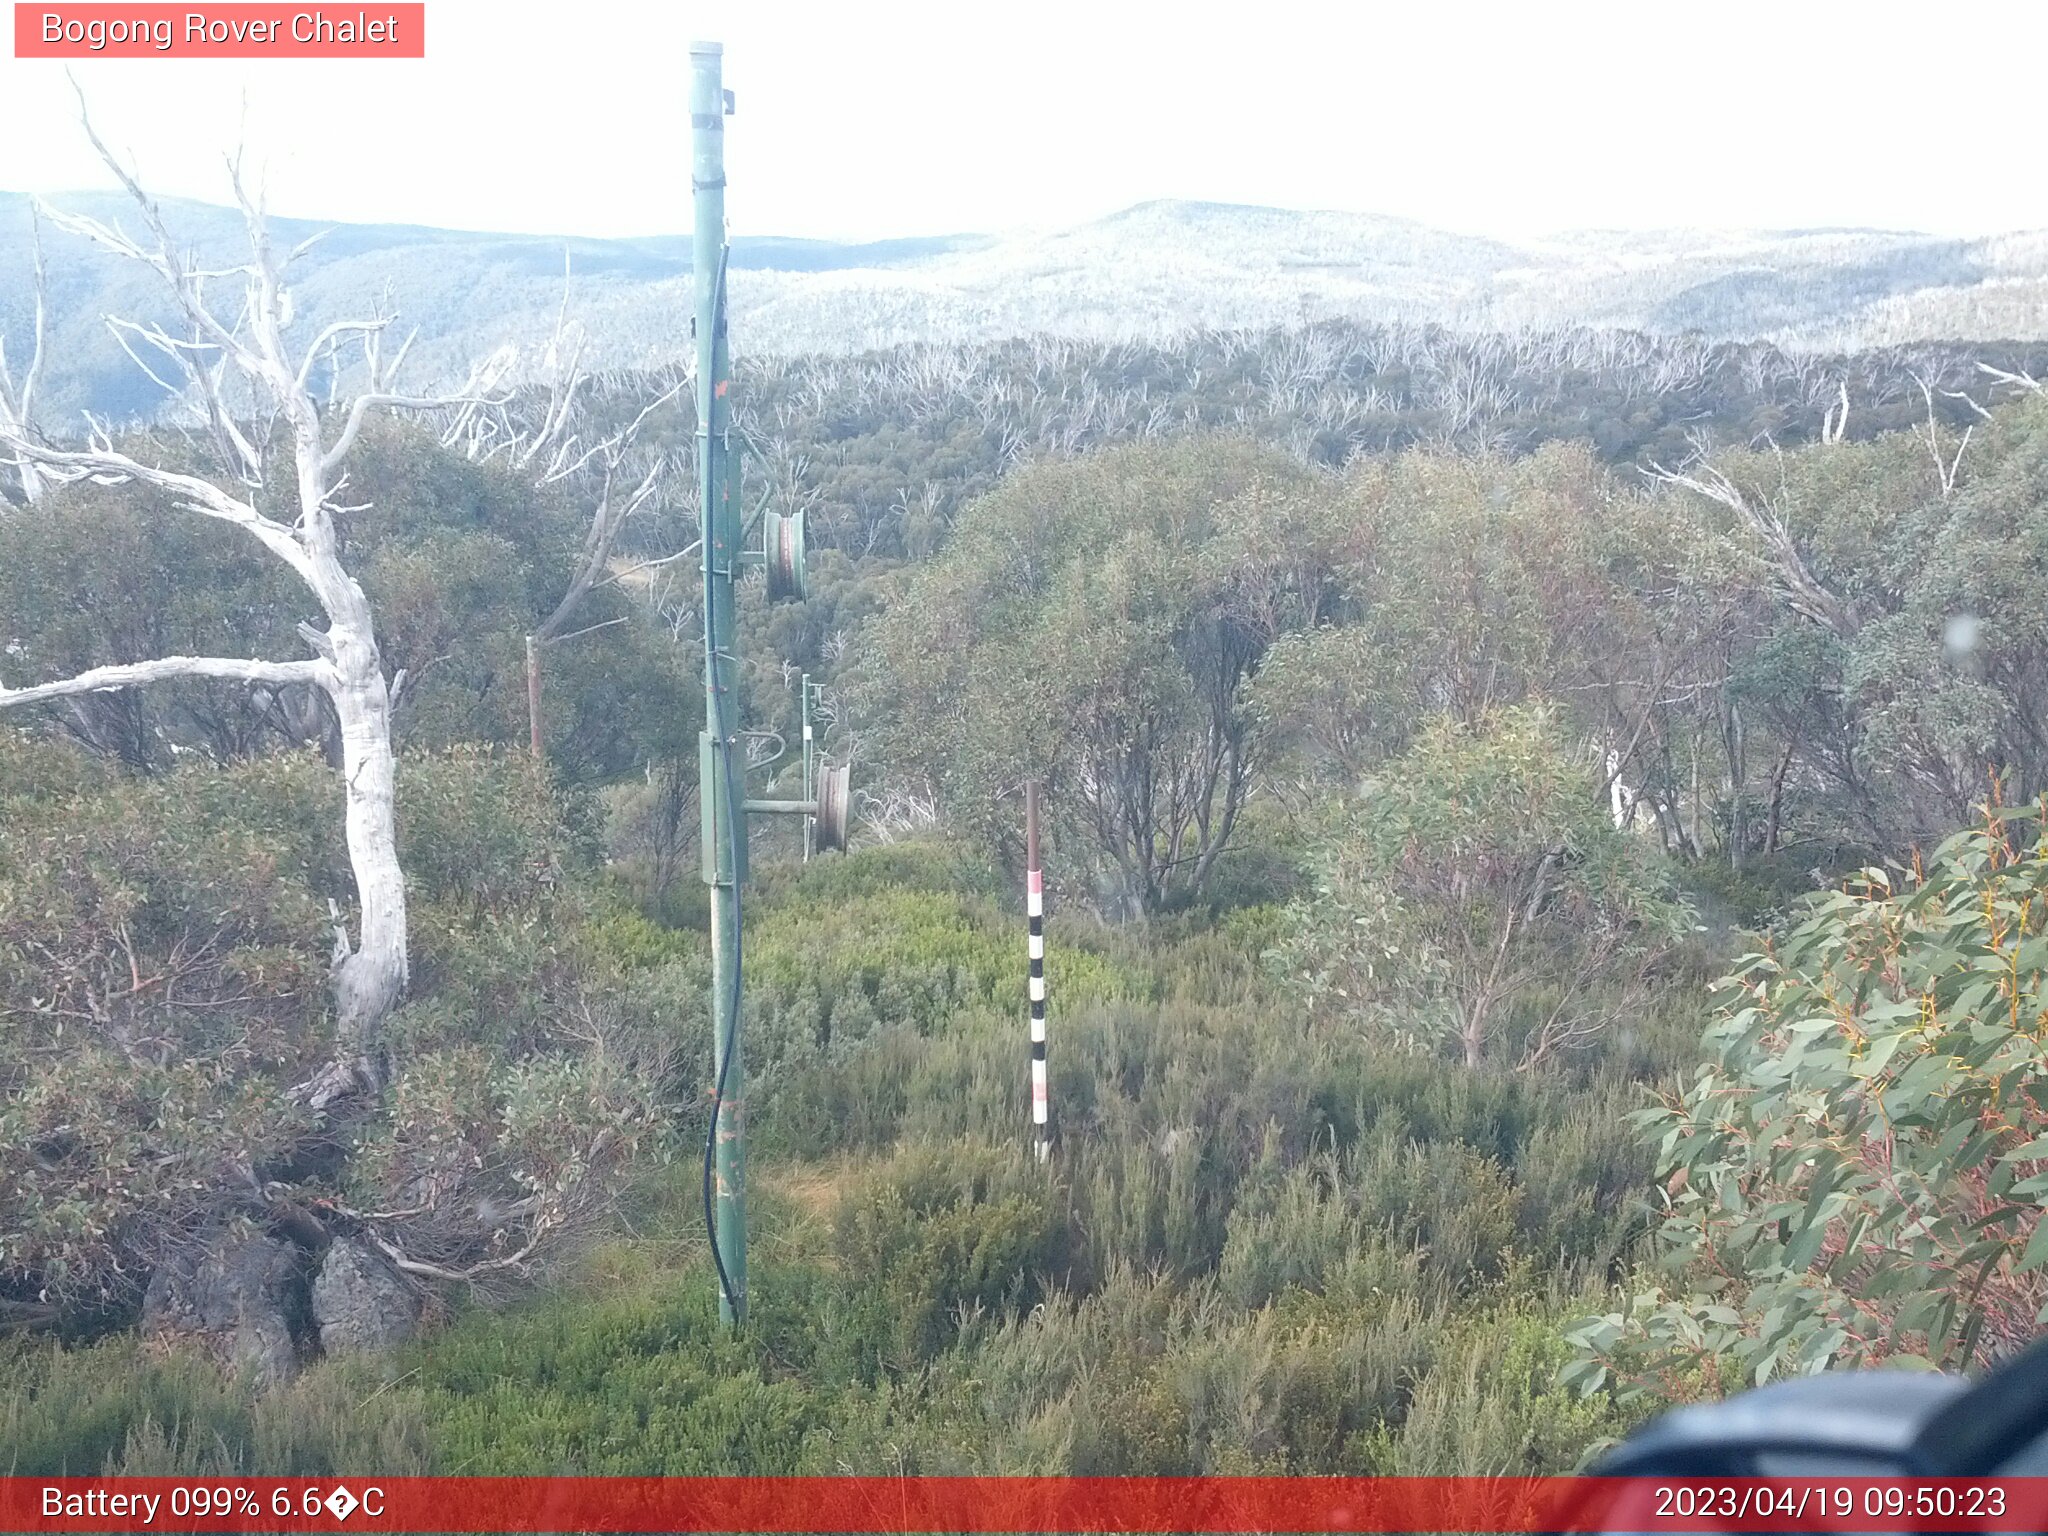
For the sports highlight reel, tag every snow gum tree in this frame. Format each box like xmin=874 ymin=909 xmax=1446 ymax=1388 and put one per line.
xmin=0 ymin=122 xmax=510 ymax=1106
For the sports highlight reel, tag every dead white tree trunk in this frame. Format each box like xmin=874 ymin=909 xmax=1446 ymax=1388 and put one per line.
xmin=0 ymin=111 xmax=509 ymax=1106
xmin=0 ymin=205 xmax=47 ymax=505
xmin=441 ymin=274 xmax=682 ymax=754
xmin=1913 ymin=373 xmax=1972 ymax=500
xmin=524 ymin=385 xmax=679 ymax=711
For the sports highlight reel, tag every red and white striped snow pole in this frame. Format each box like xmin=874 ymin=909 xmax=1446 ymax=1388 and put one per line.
xmin=1026 ymin=779 xmax=1049 ymax=1163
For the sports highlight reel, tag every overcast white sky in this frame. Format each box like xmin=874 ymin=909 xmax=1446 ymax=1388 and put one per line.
xmin=1 ymin=0 xmax=2043 ymax=243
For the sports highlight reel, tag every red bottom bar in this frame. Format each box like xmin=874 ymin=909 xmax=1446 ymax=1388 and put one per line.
xmin=6 ymin=1476 xmax=2048 ymax=1533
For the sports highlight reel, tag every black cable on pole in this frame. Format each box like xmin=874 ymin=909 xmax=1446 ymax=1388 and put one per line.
xmin=702 ymin=716 xmax=743 ymax=1318
xmin=700 ymin=247 xmax=742 ymax=1320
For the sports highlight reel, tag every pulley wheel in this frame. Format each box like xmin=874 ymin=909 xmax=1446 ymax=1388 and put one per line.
xmin=814 ymin=761 xmax=851 ymax=852
xmin=764 ymin=508 xmax=808 ymax=601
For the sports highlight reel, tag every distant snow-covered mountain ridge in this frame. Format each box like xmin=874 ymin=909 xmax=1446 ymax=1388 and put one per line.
xmin=2 ymin=192 xmax=2042 ymax=418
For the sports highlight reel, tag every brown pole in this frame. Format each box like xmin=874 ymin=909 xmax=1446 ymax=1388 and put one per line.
xmin=525 ymin=634 xmax=544 ymax=756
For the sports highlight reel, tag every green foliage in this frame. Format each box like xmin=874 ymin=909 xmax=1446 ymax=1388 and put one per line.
xmin=0 ymin=477 xmax=305 ymax=770
xmin=713 ymin=326 xmax=2046 ymax=568
xmin=1572 ymin=805 xmax=2048 ymax=1401
xmin=1274 ymin=707 xmax=1691 ymax=1068
xmin=0 ymin=420 xmax=695 ymax=786
xmin=1362 ymin=1311 xmax=1634 ymax=1474
xmin=323 ymin=419 xmax=698 ymax=786
xmin=727 ymin=842 xmax=1147 ymax=1158
xmin=1217 ymin=1134 xmax=1516 ymax=1307
xmin=0 ymin=738 xmax=331 ymax=1312
xmin=0 ymin=731 xmax=670 ymax=1321
xmin=397 ymin=745 xmax=575 ymax=914
xmin=830 ymin=1141 xmax=1062 ymax=1374
xmin=0 ymin=1335 xmax=431 ymax=1475
xmin=1655 ymin=395 xmax=2048 ymax=851
xmin=19 ymin=332 xmax=2048 ymax=1480
xmin=0 ymin=854 xmax=1687 ymax=1475
xmin=402 ymin=1262 xmax=824 ymax=1475
xmin=1252 ymin=445 xmax=1668 ymax=786
xmin=857 ymin=436 xmax=1344 ymax=913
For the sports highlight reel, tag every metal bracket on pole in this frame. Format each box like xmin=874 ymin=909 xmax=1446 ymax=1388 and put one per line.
xmin=747 ymin=764 xmax=850 ymax=850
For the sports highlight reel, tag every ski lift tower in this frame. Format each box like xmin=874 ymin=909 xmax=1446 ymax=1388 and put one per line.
xmin=690 ymin=40 xmax=851 ymax=1329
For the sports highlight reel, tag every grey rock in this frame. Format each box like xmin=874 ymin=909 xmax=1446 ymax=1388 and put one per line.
xmin=142 ymin=1230 xmax=309 ymax=1388
xmin=311 ymin=1237 xmax=418 ymax=1355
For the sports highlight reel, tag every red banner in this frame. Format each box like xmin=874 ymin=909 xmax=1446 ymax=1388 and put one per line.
xmin=4 ymin=1476 xmax=2048 ymax=1533
xmin=13 ymin=4 xmax=425 ymax=58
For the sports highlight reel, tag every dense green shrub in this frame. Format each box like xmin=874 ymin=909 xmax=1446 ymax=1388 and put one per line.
xmin=831 ymin=1140 xmax=1062 ymax=1375
xmin=0 ymin=733 xmax=672 ymax=1323
xmin=1362 ymin=1312 xmax=1632 ymax=1474
xmin=1274 ymin=707 xmax=1691 ymax=1070
xmin=856 ymin=437 xmax=1349 ymax=914
xmin=0 ymin=423 xmax=696 ymax=785
xmin=0 ymin=739 xmax=331 ymax=1314
xmin=1571 ymin=805 xmax=2048 ymax=1401
xmin=0 ymin=1335 xmax=431 ymax=1475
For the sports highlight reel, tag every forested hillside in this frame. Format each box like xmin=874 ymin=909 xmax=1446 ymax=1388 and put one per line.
xmin=8 ymin=188 xmax=2048 ymax=419
xmin=8 ymin=180 xmax=2048 ymax=1478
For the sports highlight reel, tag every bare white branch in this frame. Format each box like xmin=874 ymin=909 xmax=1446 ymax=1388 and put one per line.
xmin=1978 ymin=362 xmax=2044 ymax=396
xmin=2 ymin=436 xmax=315 ymax=583
xmin=1914 ymin=373 xmax=1972 ymax=499
xmin=0 ymin=654 xmax=329 ymax=710
xmin=294 ymin=317 xmax=393 ymax=394
xmin=1820 ymin=381 xmax=1849 ymax=445
xmin=535 ymin=454 xmax=669 ymax=643
xmin=321 ymin=347 xmax=516 ymax=479
xmin=0 ymin=91 xmax=473 ymax=1084
xmin=1646 ymin=450 xmax=1854 ymax=638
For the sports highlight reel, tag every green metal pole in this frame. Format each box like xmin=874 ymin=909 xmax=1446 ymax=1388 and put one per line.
xmin=691 ymin=39 xmax=746 ymax=1328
